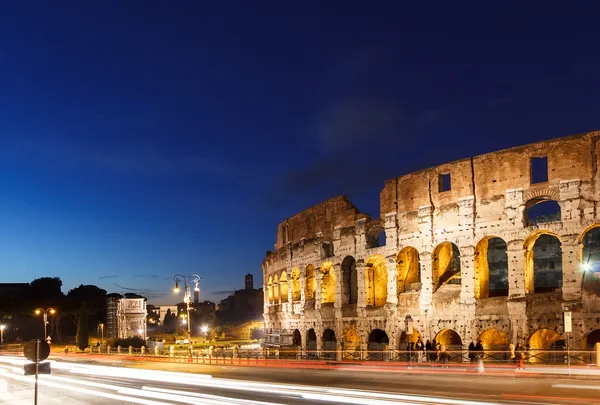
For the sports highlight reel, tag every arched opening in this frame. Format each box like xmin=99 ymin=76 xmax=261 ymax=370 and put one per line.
xmin=368 ymin=329 xmax=389 ymax=360
xmin=432 ymin=242 xmax=461 ymax=292
xmin=399 ymin=329 xmax=421 ymax=348
xmin=396 ymin=247 xmax=420 ymax=294
xmin=320 ymin=261 xmax=335 ymax=304
xmin=305 ymin=265 xmax=316 ymax=300
xmin=529 ymin=329 xmax=563 ymax=363
xmin=474 ymin=237 xmax=508 ymax=299
xmin=341 ymin=256 xmax=358 ymax=304
xmin=478 ymin=328 xmax=509 ymax=362
xmin=584 ymin=329 xmax=600 ymax=349
xmin=435 ymin=329 xmax=462 ymax=351
xmin=343 ymin=327 xmax=360 ymax=352
xmin=293 ymin=329 xmax=302 ymax=346
xmin=279 ymin=271 xmax=289 ymax=303
xmin=322 ymin=329 xmax=337 ymax=359
xmin=365 ymin=255 xmax=388 ymax=307
xmin=307 ymin=328 xmax=317 ymax=351
xmin=581 ymin=225 xmax=600 ymax=293
xmin=267 ymin=276 xmax=274 ymax=304
xmin=525 ymin=199 xmax=561 ymax=226
xmin=291 ymin=267 xmax=301 ymax=301
xmin=273 ymin=274 xmax=280 ymax=303
xmin=366 ymin=226 xmax=386 ymax=248
xmin=524 ymin=232 xmax=562 ymax=294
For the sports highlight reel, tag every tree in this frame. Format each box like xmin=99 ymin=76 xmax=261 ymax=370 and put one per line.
xmin=76 ymin=302 xmax=89 ymax=351
xmin=163 ymin=309 xmax=177 ymax=334
xmin=30 ymin=277 xmax=64 ymax=306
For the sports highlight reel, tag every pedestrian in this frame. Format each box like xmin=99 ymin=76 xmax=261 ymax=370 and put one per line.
xmin=416 ymin=338 xmax=424 ymax=363
xmin=515 ymin=343 xmax=524 ymax=370
xmin=475 ymin=340 xmax=484 ymax=362
xmin=425 ymin=340 xmax=432 ymax=362
xmin=431 ymin=339 xmax=438 ymax=362
xmin=439 ymin=344 xmax=449 ymax=367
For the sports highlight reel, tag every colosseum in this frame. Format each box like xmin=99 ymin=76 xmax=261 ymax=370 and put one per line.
xmin=262 ymin=130 xmax=600 ymax=361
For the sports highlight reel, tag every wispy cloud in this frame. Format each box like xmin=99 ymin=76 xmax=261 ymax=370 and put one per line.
xmin=98 ymin=275 xmax=119 ymax=279
xmin=210 ymin=289 xmax=235 ymax=296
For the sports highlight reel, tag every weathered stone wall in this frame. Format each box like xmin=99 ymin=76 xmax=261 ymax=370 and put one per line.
xmin=263 ymin=130 xmax=600 ymax=353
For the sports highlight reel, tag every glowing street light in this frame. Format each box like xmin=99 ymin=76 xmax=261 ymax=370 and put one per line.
xmin=0 ymin=324 xmax=5 ymax=344
xmin=173 ymin=273 xmax=201 ymax=339
xmin=35 ymin=308 xmax=56 ymax=341
xmin=583 ymin=262 xmax=592 ymax=272
xmin=201 ymin=325 xmax=208 ymax=334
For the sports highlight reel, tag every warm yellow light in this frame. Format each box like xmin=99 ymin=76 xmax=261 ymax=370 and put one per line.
xmin=35 ymin=309 xmax=41 ymax=315
xmin=49 ymin=309 xmax=56 ymax=315
xmin=194 ymin=286 xmax=200 ymax=292
xmin=173 ymin=287 xmax=180 ymax=293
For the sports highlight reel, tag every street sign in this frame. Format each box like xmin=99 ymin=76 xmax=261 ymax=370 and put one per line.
xmin=24 ymin=362 xmax=51 ymax=376
xmin=564 ymin=310 xmax=572 ymax=333
xmin=24 ymin=340 xmax=50 ymax=362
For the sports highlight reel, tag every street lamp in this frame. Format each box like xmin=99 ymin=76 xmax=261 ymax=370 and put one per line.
xmin=35 ymin=308 xmax=56 ymax=341
xmin=173 ymin=274 xmax=200 ymax=339
xmin=0 ymin=324 xmax=5 ymax=344
xmin=98 ymin=323 xmax=104 ymax=346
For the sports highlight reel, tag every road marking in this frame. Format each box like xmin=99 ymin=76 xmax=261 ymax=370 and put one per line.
xmin=552 ymin=383 xmax=600 ymax=391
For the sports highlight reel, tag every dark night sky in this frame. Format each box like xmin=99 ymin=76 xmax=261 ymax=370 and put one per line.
xmin=0 ymin=1 xmax=599 ymax=303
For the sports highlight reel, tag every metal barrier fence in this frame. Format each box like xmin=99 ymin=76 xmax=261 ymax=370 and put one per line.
xmin=88 ymin=345 xmax=600 ymax=367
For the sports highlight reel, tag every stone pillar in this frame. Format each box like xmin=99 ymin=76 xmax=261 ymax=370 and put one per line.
xmin=384 ymin=212 xmax=398 ymax=251
xmin=333 ymin=263 xmax=342 ymax=310
xmin=315 ymin=266 xmax=322 ymax=312
xmin=356 ymin=260 xmax=367 ymax=309
xmin=336 ymin=341 xmax=342 ymax=361
xmin=287 ymin=275 xmax=293 ymax=309
xmin=300 ymin=271 xmax=306 ymax=306
xmin=277 ymin=279 xmax=282 ymax=305
xmin=419 ymin=252 xmax=433 ymax=311
xmin=507 ymin=240 xmax=526 ymax=298
xmin=459 ymin=245 xmax=476 ymax=305
xmin=300 ymin=326 xmax=308 ymax=352
xmin=507 ymin=301 xmax=527 ymax=345
xmin=386 ymin=256 xmax=399 ymax=307
xmin=561 ymin=240 xmax=582 ymax=301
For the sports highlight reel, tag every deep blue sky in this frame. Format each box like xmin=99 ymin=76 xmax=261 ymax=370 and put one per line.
xmin=0 ymin=2 xmax=599 ymax=304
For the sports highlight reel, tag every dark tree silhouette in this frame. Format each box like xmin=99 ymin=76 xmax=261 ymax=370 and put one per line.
xmin=76 ymin=302 xmax=89 ymax=351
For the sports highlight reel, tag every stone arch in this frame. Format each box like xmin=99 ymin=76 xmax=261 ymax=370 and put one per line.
xmin=524 ymin=231 xmax=563 ymax=294
xmin=524 ymin=197 xmax=561 ymax=227
xmin=366 ymin=223 xmax=386 ymax=248
xmin=307 ymin=328 xmax=317 ymax=351
xmin=341 ymin=256 xmax=358 ymax=304
xmin=432 ymin=242 xmax=461 ymax=292
xmin=474 ymin=237 xmax=508 ymax=299
xmin=529 ymin=328 xmax=562 ymax=350
xmin=322 ymin=328 xmax=337 ymax=357
xmin=291 ymin=267 xmax=301 ymax=301
xmin=396 ymin=247 xmax=420 ymax=294
xmin=368 ymin=329 xmax=389 ymax=360
xmin=343 ymin=327 xmax=361 ymax=351
xmin=267 ymin=276 xmax=274 ymax=304
xmin=583 ymin=329 xmax=600 ymax=350
xmin=293 ymin=329 xmax=301 ymax=346
xmin=273 ymin=274 xmax=280 ymax=303
xmin=478 ymin=328 xmax=509 ymax=350
xmin=580 ymin=224 xmax=600 ymax=293
xmin=305 ymin=265 xmax=316 ymax=300
xmin=320 ymin=261 xmax=335 ymax=304
xmin=435 ymin=328 xmax=462 ymax=349
xmin=399 ymin=328 xmax=422 ymax=348
xmin=365 ymin=254 xmax=388 ymax=307
xmin=279 ymin=271 xmax=289 ymax=303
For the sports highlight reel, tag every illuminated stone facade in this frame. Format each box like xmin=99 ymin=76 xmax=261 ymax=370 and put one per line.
xmin=117 ymin=298 xmax=147 ymax=340
xmin=262 ymin=130 xmax=600 ymax=356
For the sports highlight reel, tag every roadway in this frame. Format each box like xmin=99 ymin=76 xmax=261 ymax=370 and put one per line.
xmin=1 ymin=355 xmax=600 ymax=404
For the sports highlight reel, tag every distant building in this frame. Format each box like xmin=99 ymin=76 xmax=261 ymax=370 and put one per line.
xmin=105 ymin=294 xmax=148 ymax=339
xmin=217 ymin=274 xmax=263 ymax=324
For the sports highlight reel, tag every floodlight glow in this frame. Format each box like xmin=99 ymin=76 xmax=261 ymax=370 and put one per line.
xmin=583 ymin=262 xmax=592 ymax=272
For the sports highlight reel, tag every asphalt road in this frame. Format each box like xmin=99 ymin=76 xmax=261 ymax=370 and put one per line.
xmin=1 ymin=355 xmax=600 ymax=404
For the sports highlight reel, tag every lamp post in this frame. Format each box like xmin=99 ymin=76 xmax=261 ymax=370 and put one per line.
xmin=34 ymin=308 xmax=56 ymax=341
xmin=0 ymin=324 xmax=5 ymax=344
xmin=173 ymin=274 xmax=200 ymax=340
xmin=98 ymin=323 xmax=104 ymax=346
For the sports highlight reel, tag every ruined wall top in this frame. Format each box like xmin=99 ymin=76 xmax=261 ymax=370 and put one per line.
xmin=272 ymin=195 xmax=365 ymax=250
xmin=380 ymin=130 xmax=600 ymax=216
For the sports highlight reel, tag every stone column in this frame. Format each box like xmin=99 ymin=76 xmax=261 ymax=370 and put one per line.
xmin=561 ymin=240 xmax=582 ymax=301
xmin=287 ymin=276 xmax=293 ymax=313
xmin=386 ymin=256 xmax=399 ymax=307
xmin=507 ymin=240 xmax=526 ymax=298
xmin=300 ymin=271 xmax=306 ymax=305
xmin=333 ymin=263 xmax=342 ymax=310
xmin=419 ymin=252 xmax=433 ymax=311
xmin=459 ymin=245 xmax=476 ymax=305
xmin=315 ymin=266 xmax=322 ymax=312
xmin=356 ymin=260 xmax=367 ymax=310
